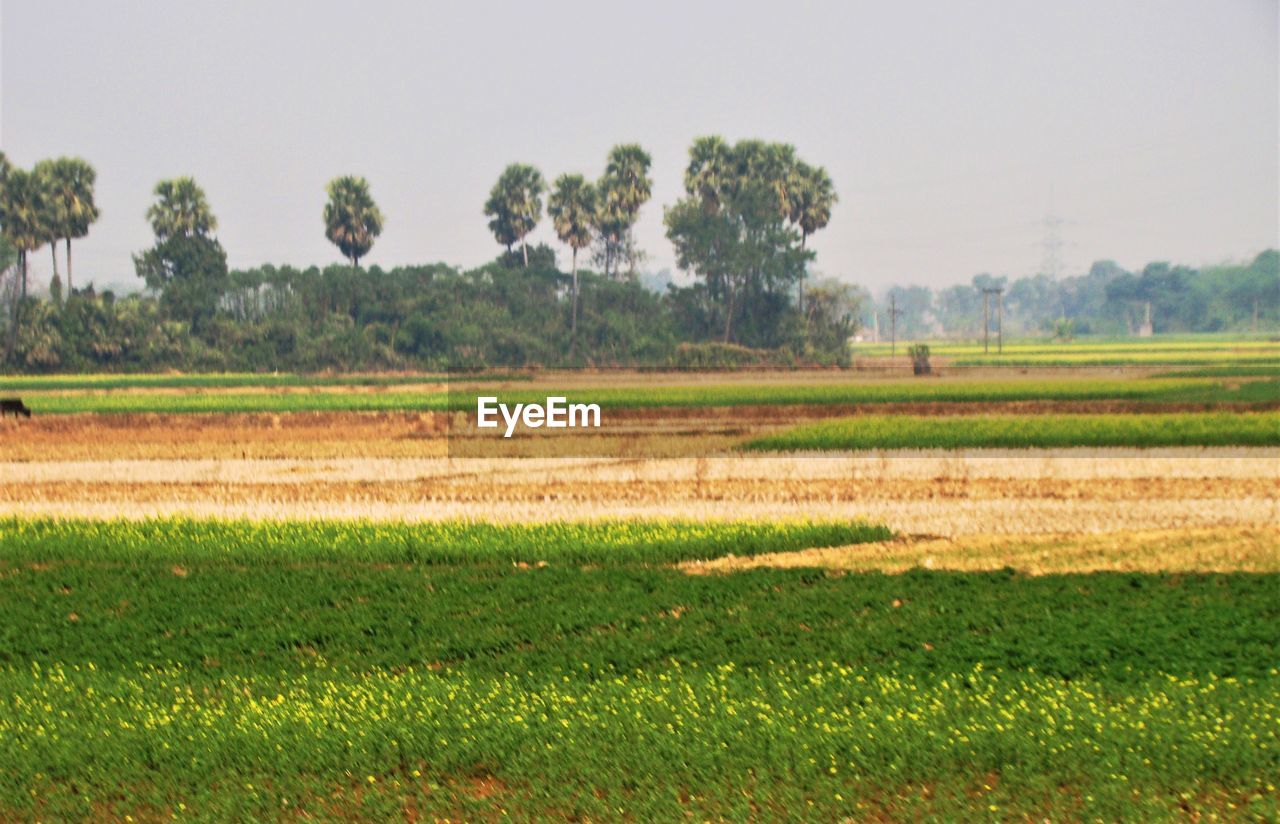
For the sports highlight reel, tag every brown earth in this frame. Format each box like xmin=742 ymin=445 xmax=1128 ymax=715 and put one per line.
xmin=681 ymin=526 xmax=1280 ymax=575
xmin=0 ymin=412 xmax=1274 ymax=539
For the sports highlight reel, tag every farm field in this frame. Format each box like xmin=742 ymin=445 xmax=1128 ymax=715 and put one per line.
xmin=0 ymin=362 xmax=1277 ymax=820
xmin=1 ymin=519 xmax=1277 ymax=821
xmin=4 ymin=371 xmax=1280 ymax=416
xmin=852 ymin=336 xmax=1280 ymax=366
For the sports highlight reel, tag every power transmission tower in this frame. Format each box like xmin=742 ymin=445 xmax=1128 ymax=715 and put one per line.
xmin=1039 ymin=213 xmax=1076 ymax=320
xmin=981 ymin=287 xmax=1004 ymax=354
xmin=1039 ymin=215 xmax=1066 ymax=281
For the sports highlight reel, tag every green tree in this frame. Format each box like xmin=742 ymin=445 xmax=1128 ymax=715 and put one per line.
xmin=139 ymin=176 xmax=225 ymax=331
xmin=665 ymin=138 xmax=811 ymax=343
xmin=484 ymin=164 xmax=545 ymax=267
xmin=323 ymin=176 xmax=384 ymax=267
xmin=35 ymin=157 xmax=99 ymax=293
xmin=134 ymin=233 xmax=229 ymax=331
xmin=595 ymin=144 xmax=652 ymax=279
xmin=548 ymin=174 xmax=597 ymax=341
xmin=0 ymin=167 xmax=52 ymax=361
xmin=787 ymin=162 xmax=837 ymax=313
xmin=0 ymin=167 xmax=50 ymax=300
xmin=147 ymin=177 xmax=217 ymax=241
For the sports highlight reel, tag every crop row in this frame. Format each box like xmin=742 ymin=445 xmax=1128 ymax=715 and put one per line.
xmin=0 ymin=517 xmax=888 ymax=566
xmin=3 ymin=662 xmax=1275 ymax=821
xmin=745 ymin=411 xmax=1280 ymax=450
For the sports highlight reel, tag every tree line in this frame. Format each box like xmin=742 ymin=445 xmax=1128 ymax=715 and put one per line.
xmin=0 ymin=140 xmax=856 ymax=371
xmin=1 ymin=142 xmax=1273 ymax=373
xmin=876 ymin=253 xmax=1279 ymax=341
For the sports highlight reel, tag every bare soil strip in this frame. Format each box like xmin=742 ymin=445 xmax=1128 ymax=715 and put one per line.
xmin=0 ymin=497 xmax=1272 ymax=537
xmin=0 ymin=447 xmax=1273 ymax=533
xmin=681 ymin=526 xmax=1280 ymax=575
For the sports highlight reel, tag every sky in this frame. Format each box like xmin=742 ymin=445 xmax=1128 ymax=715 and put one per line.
xmin=1 ymin=0 xmax=1277 ymax=294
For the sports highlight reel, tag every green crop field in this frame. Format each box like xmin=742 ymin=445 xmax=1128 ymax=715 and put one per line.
xmin=0 ymin=519 xmax=1276 ymax=821
xmin=7 ymin=375 xmax=1279 ymax=415
xmin=745 ymin=410 xmax=1280 ymax=451
xmin=852 ymin=336 xmax=1280 ymax=368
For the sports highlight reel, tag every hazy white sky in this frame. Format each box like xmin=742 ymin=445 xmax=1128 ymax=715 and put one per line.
xmin=2 ymin=0 xmax=1277 ymax=292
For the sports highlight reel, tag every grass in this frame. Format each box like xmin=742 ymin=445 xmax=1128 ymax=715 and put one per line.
xmin=8 ymin=375 xmax=1280 ymax=415
xmin=0 ymin=518 xmax=1277 ymax=820
xmin=743 ymin=410 xmax=1280 ymax=450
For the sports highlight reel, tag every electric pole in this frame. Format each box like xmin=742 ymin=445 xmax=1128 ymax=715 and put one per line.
xmin=888 ymin=294 xmax=904 ymax=358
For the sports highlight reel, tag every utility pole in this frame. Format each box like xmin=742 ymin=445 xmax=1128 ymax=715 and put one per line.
xmin=888 ymin=294 xmax=904 ymax=358
xmin=997 ymin=288 xmax=1003 ymax=353
xmin=982 ymin=291 xmax=990 ymax=354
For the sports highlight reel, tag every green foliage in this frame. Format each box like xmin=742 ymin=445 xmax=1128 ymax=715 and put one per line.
xmin=0 ymin=518 xmax=888 ymax=566
xmin=547 ymin=174 xmax=596 ymax=256
xmin=133 ymin=233 xmax=229 ymax=331
xmin=323 ymin=176 xmax=383 ymax=266
xmin=595 ymin=144 xmax=653 ymax=279
xmin=669 ymin=341 xmax=795 ymax=368
xmin=665 ymin=137 xmax=816 ymax=346
xmin=876 ymin=251 xmax=1280 ymax=339
xmin=907 ymin=343 xmax=931 ymax=374
xmin=484 ymin=164 xmax=545 ymax=265
xmin=745 ymin=411 xmax=1280 ymax=451
xmin=0 ymin=518 xmax=1276 ymax=820
xmin=146 ymin=176 xmax=217 ymax=241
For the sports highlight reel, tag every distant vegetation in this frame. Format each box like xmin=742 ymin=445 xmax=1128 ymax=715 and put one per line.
xmin=0 ymin=146 xmax=1275 ymax=373
xmin=875 ymin=253 xmax=1279 ymax=341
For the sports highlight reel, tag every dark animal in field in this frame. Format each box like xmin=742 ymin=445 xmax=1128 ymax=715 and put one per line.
xmin=0 ymin=398 xmax=32 ymax=418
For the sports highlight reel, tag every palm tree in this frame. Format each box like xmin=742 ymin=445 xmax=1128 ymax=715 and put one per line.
xmin=787 ymin=162 xmax=837 ymax=314
xmin=323 ymin=176 xmax=384 ymax=267
xmin=0 ymin=167 xmax=51 ymax=300
xmin=596 ymin=144 xmax=652 ymax=279
xmin=683 ymin=136 xmax=731 ymax=208
xmin=38 ymin=157 xmax=100 ymax=293
xmin=548 ymin=174 xmax=597 ymax=341
xmin=484 ymin=164 xmax=545 ymax=266
xmin=147 ymin=177 xmax=217 ymax=241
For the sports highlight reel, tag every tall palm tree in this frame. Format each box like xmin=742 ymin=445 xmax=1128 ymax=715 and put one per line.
xmin=147 ymin=177 xmax=217 ymax=241
xmin=787 ymin=162 xmax=837 ymax=314
xmin=484 ymin=164 xmax=545 ymax=267
xmin=596 ymin=144 xmax=652 ymax=279
xmin=38 ymin=157 xmax=100 ymax=293
xmin=683 ymin=136 xmax=731 ymax=208
xmin=0 ymin=167 xmax=51 ymax=299
xmin=548 ymin=174 xmax=597 ymax=341
xmin=323 ymin=176 xmax=384 ymax=267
